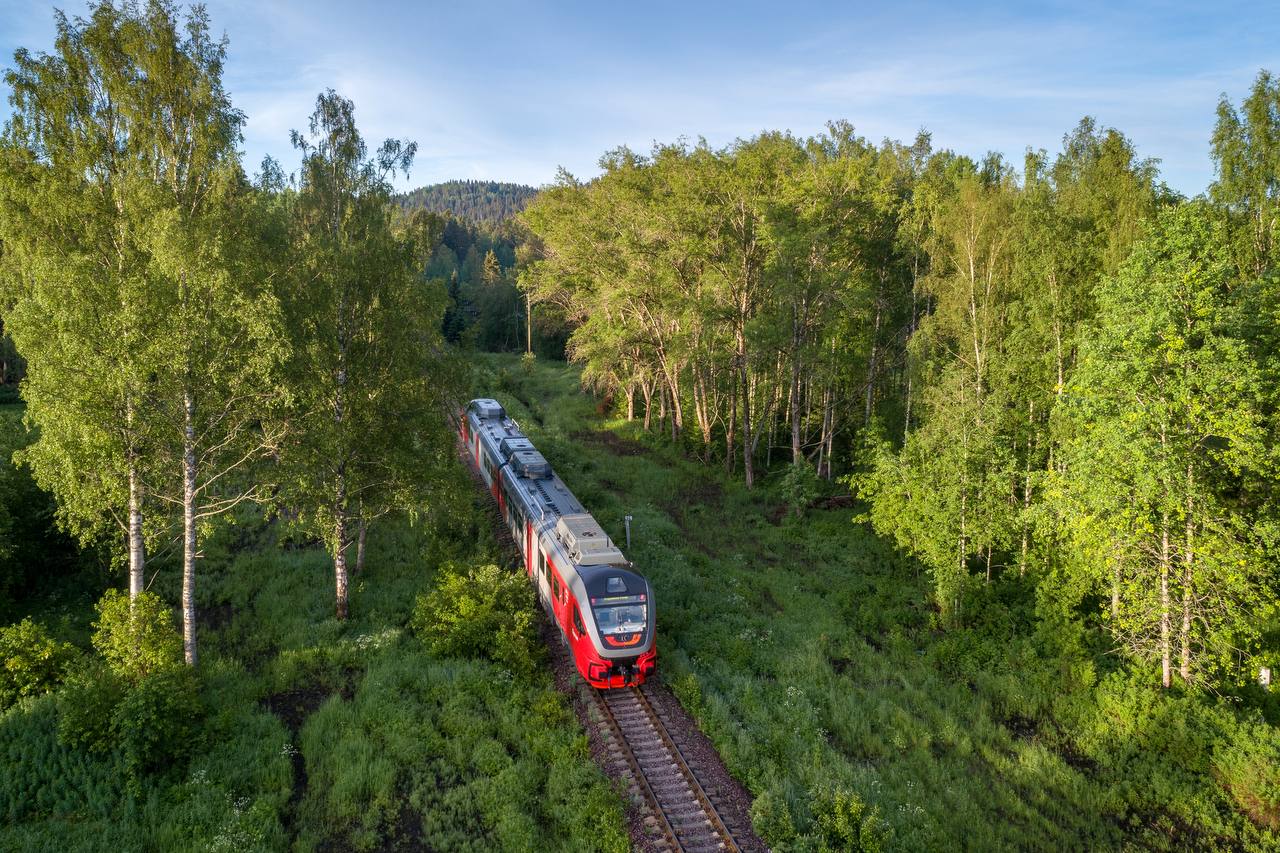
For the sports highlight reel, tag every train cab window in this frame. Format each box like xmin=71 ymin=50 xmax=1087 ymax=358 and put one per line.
xmin=593 ymin=601 xmax=647 ymax=636
xmin=572 ymin=606 xmax=586 ymax=637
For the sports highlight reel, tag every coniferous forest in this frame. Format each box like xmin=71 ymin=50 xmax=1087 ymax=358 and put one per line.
xmin=0 ymin=2 xmax=1277 ymax=851
xmin=397 ymin=180 xmax=538 ymax=224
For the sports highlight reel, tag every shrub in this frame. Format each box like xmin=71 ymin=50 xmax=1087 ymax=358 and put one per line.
xmin=92 ymin=589 xmax=183 ymax=682
xmin=779 ymin=460 xmax=821 ymax=518
xmin=411 ymin=562 xmax=541 ymax=680
xmin=521 ymin=351 xmax=537 ymax=374
xmin=112 ymin=665 xmax=203 ymax=782
xmin=1214 ymin=719 xmax=1280 ymax=830
xmin=811 ymin=786 xmax=888 ymax=852
xmin=0 ymin=617 xmax=77 ymax=711
xmin=750 ymin=788 xmax=797 ymax=845
xmin=57 ymin=661 xmax=203 ymax=786
xmin=56 ymin=664 xmax=127 ymax=753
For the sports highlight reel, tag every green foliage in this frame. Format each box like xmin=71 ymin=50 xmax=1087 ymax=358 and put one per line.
xmin=750 ymin=788 xmax=797 ymax=844
xmin=0 ymin=617 xmax=76 ymax=710
xmin=487 ymin=355 xmax=1280 ymax=852
xmin=295 ymin=650 xmax=627 ymax=852
xmin=111 ymin=666 xmax=203 ymax=782
xmin=1213 ymin=719 xmax=1280 ymax=831
xmin=812 ymin=786 xmax=887 ymax=852
xmin=278 ymin=89 xmax=460 ymax=621
xmin=412 ymin=562 xmax=541 ymax=680
xmin=92 ymin=589 xmax=182 ymax=682
xmin=55 ymin=664 xmax=126 ymax=754
xmin=0 ymin=407 xmax=79 ymax=615
xmin=397 ymin=179 xmax=537 ymax=223
xmin=779 ymin=460 xmax=821 ymax=518
xmin=55 ymin=659 xmax=203 ymax=785
xmin=1057 ymin=201 xmax=1272 ymax=686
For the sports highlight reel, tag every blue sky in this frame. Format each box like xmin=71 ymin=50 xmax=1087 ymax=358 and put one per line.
xmin=2 ymin=1 xmax=1277 ymax=194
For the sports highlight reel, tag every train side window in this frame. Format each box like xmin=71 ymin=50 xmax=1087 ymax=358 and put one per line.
xmin=572 ymin=606 xmax=585 ymax=636
xmin=552 ymin=576 xmax=561 ymax=601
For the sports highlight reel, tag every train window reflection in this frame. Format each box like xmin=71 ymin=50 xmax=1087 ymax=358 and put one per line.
xmin=594 ymin=604 xmax=646 ymax=634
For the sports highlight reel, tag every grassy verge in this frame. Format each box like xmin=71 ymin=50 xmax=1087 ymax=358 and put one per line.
xmin=482 ymin=353 xmax=1279 ymax=852
xmin=0 ymin=431 xmax=628 ymax=850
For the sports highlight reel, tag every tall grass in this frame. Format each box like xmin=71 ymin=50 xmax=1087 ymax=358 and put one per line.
xmin=483 ymin=353 xmax=1279 ymax=852
xmin=0 ymin=430 xmax=628 ymax=851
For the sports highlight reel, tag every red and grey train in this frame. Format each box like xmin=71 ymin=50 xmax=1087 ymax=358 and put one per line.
xmin=461 ymin=398 xmax=656 ymax=689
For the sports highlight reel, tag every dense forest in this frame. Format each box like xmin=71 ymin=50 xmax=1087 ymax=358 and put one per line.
xmin=405 ymin=202 xmax=568 ymax=356
xmin=518 ymin=104 xmax=1280 ymax=694
xmin=397 ymin=179 xmax=537 ymax=223
xmin=0 ymin=0 xmax=1277 ymax=850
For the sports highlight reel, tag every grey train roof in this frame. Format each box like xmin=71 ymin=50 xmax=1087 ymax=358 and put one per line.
xmin=467 ymin=399 xmax=625 ymax=561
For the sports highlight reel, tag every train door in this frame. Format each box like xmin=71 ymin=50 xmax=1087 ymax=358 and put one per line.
xmin=532 ymin=545 xmax=547 ymax=612
xmin=536 ymin=547 xmax=552 ymax=615
xmin=525 ymin=522 xmax=533 ymax=577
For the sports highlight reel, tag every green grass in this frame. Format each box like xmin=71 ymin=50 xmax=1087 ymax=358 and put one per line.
xmin=0 ymin=433 xmax=628 ymax=851
xmin=482 ymin=353 xmax=1280 ymax=853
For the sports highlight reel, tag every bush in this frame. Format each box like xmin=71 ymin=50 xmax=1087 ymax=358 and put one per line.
xmin=1213 ymin=719 xmax=1280 ymax=831
xmin=750 ymin=788 xmax=797 ymax=844
xmin=92 ymin=589 xmax=183 ymax=681
xmin=57 ymin=662 xmax=203 ymax=786
xmin=0 ymin=617 xmax=77 ymax=711
xmin=779 ymin=460 xmax=821 ymax=518
xmin=411 ymin=562 xmax=541 ymax=680
xmin=811 ymin=786 xmax=888 ymax=852
xmin=112 ymin=666 xmax=203 ymax=782
xmin=56 ymin=664 xmax=127 ymax=753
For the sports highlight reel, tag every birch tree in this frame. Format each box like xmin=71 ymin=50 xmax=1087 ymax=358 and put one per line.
xmin=1056 ymin=203 xmax=1270 ymax=687
xmin=0 ymin=2 xmax=161 ymax=598
xmin=282 ymin=91 xmax=456 ymax=620
xmin=131 ymin=2 xmax=287 ymax=666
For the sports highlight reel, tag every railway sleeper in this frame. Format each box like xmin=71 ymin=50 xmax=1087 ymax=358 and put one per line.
xmin=665 ymin=805 xmax=710 ymax=822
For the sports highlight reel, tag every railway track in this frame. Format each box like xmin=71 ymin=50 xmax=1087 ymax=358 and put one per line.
xmin=459 ymin=436 xmax=755 ymax=853
xmin=593 ymin=684 xmax=741 ymax=853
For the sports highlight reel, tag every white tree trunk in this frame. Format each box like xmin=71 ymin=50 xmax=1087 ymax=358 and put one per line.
xmin=334 ymin=473 xmax=349 ymax=621
xmin=128 ymin=461 xmax=145 ymax=601
xmin=182 ymin=389 xmax=198 ymax=666
xmin=1180 ymin=476 xmax=1194 ymax=683
xmin=1160 ymin=511 xmax=1171 ymax=689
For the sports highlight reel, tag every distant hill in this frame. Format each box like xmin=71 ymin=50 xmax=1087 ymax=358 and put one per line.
xmin=396 ymin=180 xmax=538 ymax=223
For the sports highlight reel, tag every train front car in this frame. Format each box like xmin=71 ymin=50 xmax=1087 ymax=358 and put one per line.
xmin=573 ymin=564 xmax=656 ymax=688
xmin=463 ymin=397 xmax=657 ymax=690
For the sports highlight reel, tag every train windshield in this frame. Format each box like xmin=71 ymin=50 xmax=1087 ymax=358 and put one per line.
xmin=593 ymin=602 xmax=647 ymax=634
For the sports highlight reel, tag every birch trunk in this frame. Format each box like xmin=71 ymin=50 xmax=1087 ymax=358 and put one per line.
xmin=1180 ymin=475 xmax=1194 ymax=683
xmin=127 ymin=460 xmax=145 ymax=601
xmin=1160 ymin=510 xmax=1172 ymax=689
xmin=790 ymin=342 xmax=803 ymax=465
xmin=740 ymin=355 xmax=754 ymax=488
xmin=182 ymin=388 xmax=198 ymax=666
xmin=355 ymin=518 xmax=368 ymax=575
xmin=725 ymin=367 xmax=738 ymax=475
xmin=864 ymin=293 xmax=882 ymax=424
xmin=334 ymin=473 xmax=349 ymax=620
